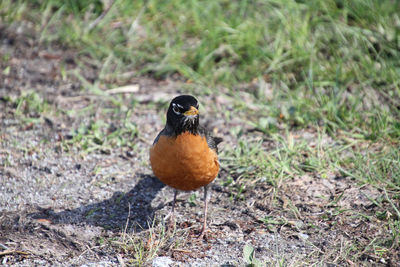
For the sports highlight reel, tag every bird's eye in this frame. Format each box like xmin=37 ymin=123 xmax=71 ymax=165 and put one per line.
xmin=172 ymin=104 xmax=180 ymax=115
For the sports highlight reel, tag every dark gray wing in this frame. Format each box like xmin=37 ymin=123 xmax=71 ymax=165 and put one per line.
xmin=198 ymin=126 xmax=223 ymax=153
xmin=153 ymin=125 xmax=175 ymax=145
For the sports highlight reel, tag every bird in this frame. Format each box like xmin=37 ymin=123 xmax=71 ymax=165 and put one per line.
xmin=149 ymin=95 xmax=222 ymax=237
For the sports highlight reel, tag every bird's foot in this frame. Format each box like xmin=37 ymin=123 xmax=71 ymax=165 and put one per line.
xmin=164 ymin=212 xmax=176 ymax=231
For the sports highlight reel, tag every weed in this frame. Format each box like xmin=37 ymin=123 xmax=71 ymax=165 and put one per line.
xmin=243 ymin=244 xmax=263 ymax=267
xmin=188 ymin=193 xmax=197 ymax=207
xmin=15 ymin=91 xmax=49 ymax=118
xmin=112 ymin=217 xmax=169 ymax=266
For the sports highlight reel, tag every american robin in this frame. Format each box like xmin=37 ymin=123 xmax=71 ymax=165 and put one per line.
xmin=150 ymin=95 xmax=222 ymax=237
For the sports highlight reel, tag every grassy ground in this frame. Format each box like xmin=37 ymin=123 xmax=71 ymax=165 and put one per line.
xmin=1 ymin=0 xmax=400 ymax=266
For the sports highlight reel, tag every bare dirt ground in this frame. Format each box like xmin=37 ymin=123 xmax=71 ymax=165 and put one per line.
xmin=0 ymin=24 xmax=399 ymax=266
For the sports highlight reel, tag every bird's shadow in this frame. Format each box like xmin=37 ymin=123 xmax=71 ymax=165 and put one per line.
xmin=29 ymin=174 xmax=166 ymax=233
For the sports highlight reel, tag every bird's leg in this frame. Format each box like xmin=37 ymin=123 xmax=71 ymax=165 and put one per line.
xmin=171 ymin=188 xmax=177 ymax=221
xmin=199 ymin=185 xmax=209 ymax=238
xmin=165 ymin=189 xmax=178 ymax=228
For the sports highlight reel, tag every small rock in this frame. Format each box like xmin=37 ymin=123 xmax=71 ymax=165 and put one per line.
xmin=80 ymin=261 xmax=114 ymax=267
xmin=152 ymin=256 xmax=174 ymax=267
xmin=298 ymin=233 xmax=309 ymax=240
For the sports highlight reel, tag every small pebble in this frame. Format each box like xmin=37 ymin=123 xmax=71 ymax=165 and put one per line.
xmin=152 ymin=256 xmax=174 ymax=267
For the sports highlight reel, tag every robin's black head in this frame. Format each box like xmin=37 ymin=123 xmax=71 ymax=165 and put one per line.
xmin=166 ymin=95 xmax=200 ymax=135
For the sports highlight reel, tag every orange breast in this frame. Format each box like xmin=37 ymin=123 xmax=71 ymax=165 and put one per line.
xmin=149 ymin=132 xmax=219 ymax=191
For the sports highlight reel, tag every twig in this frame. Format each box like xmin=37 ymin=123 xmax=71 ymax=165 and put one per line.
xmin=0 ymin=250 xmax=29 ymax=256
xmin=171 ymin=249 xmax=192 ymax=253
xmin=77 ymin=244 xmax=101 ymax=260
xmin=87 ymin=0 xmax=115 ymax=31
xmin=0 ymin=243 xmax=9 ymax=250
xmin=106 ymin=85 xmax=139 ymax=95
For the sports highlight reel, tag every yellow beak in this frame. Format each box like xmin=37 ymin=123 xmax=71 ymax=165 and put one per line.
xmin=184 ymin=106 xmax=199 ymax=116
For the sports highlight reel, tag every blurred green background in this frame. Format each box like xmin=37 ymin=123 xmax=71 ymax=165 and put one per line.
xmin=3 ymin=0 xmax=400 ymax=138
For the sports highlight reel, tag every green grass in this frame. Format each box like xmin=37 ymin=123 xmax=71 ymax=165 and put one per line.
xmin=62 ymin=106 xmax=138 ymax=154
xmin=222 ymin=129 xmax=400 ymax=199
xmin=2 ymin=0 xmax=399 ymax=138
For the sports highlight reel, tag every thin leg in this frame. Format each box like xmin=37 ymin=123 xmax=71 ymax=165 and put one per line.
xmin=171 ymin=189 xmax=178 ymax=218
xmin=165 ymin=189 xmax=178 ymax=224
xmin=199 ymin=185 xmax=208 ymax=238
